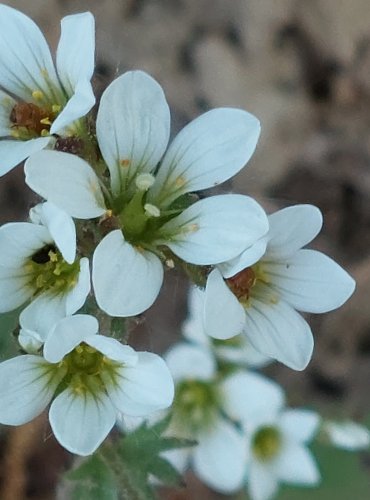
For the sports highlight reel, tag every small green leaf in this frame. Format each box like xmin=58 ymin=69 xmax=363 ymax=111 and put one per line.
xmin=0 ymin=309 xmax=20 ymax=359
xmin=66 ymin=454 xmax=119 ymax=500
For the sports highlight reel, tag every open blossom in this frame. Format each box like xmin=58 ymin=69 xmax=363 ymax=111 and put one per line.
xmin=183 ymin=285 xmax=271 ymax=368
xmin=203 ymin=204 xmax=356 ymax=370
xmin=0 ymin=314 xmax=174 ymax=456
xmin=25 ymin=70 xmax=269 ymax=317
xmin=0 ymin=202 xmax=90 ymax=334
xmin=162 ymin=342 xmax=283 ymax=494
xmin=0 ymin=5 xmax=95 ymax=176
xmin=226 ymin=376 xmax=321 ymax=500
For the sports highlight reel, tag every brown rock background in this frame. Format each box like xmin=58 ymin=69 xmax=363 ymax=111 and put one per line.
xmin=0 ymin=0 xmax=370 ymax=498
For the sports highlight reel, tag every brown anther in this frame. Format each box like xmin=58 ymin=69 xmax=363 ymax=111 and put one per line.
xmin=226 ymin=267 xmax=256 ymax=300
xmin=10 ymin=103 xmax=52 ymax=136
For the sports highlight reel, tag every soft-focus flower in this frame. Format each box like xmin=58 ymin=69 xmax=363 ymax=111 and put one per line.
xmin=25 ymin=70 xmax=268 ymax=317
xmin=0 ymin=314 xmax=174 ymax=456
xmin=0 ymin=5 xmax=95 ymax=176
xmin=0 ymin=202 xmax=90 ymax=334
xmin=203 ymin=205 xmax=356 ymax=370
xmin=324 ymin=421 xmax=370 ymax=451
xmin=162 ymin=342 xmax=282 ymax=494
xmin=183 ymin=285 xmax=271 ymax=368
xmin=224 ymin=375 xmax=320 ymax=500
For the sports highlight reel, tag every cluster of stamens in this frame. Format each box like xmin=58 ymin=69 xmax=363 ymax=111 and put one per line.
xmin=252 ymin=426 xmax=282 ymax=461
xmin=26 ymin=245 xmax=79 ymax=295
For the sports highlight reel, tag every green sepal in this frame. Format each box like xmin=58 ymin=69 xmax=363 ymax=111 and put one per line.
xmin=66 ymin=454 xmax=119 ymax=500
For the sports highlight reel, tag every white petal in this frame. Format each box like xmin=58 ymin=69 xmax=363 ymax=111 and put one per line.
xmin=43 ymin=314 xmax=99 ymax=363
xmin=204 ymin=269 xmax=246 ymax=340
xmin=52 ymin=79 xmax=95 ymax=134
xmin=265 ymin=249 xmax=356 ymax=313
xmin=92 ymin=230 xmax=163 ymax=316
xmin=65 ymin=257 xmax=91 ymax=314
xmin=162 ymin=448 xmax=191 ymax=474
xmin=165 ymin=343 xmax=216 ymax=381
xmin=25 ymin=150 xmax=106 ymax=218
xmin=249 ymin=461 xmax=279 ymax=500
xmin=49 ymin=387 xmax=116 ymax=456
xmin=0 ymin=137 xmax=51 ymax=177
xmin=96 ymin=71 xmax=170 ymax=195
xmin=104 ymin=352 xmax=174 ymax=416
xmin=151 ymin=108 xmax=260 ymax=207
xmin=218 ymin=237 xmax=268 ymax=278
xmin=279 ymin=409 xmax=320 ymax=443
xmin=274 ymin=443 xmax=320 ymax=485
xmin=0 ymin=221 xmax=52 ymax=266
xmin=51 ymin=13 xmax=95 ymax=133
xmin=0 ymin=90 xmax=16 ymax=136
xmin=221 ymin=371 xmax=285 ymax=423
xmin=37 ymin=202 xmax=76 ymax=263
xmin=159 ymin=194 xmax=268 ymax=265
xmin=266 ymin=205 xmax=323 ymax=260
xmin=0 ymin=5 xmax=59 ymax=101
xmin=86 ymin=335 xmax=138 ymax=365
xmin=244 ymin=297 xmax=314 ymax=370
xmin=193 ymin=418 xmax=247 ymax=494
xmin=216 ymin=339 xmax=272 ymax=368
xmin=0 ymin=355 xmax=60 ymax=425
xmin=324 ymin=421 xmax=370 ymax=451
xmin=20 ymin=292 xmax=67 ymax=342
xmin=181 ymin=286 xmax=209 ymax=347
xmin=0 ymin=265 xmax=32 ymax=312
xmin=18 ymin=328 xmax=43 ymax=354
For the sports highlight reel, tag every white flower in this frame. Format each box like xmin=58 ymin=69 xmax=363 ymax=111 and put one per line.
xmin=0 ymin=202 xmax=90 ymax=336
xmin=0 ymin=314 xmax=174 ymax=456
xmin=203 ymin=205 xmax=356 ymax=370
xmin=183 ymin=285 xmax=271 ymax=368
xmin=223 ymin=375 xmax=320 ymax=500
xmin=324 ymin=421 xmax=370 ymax=451
xmin=162 ymin=342 xmax=283 ymax=494
xmin=25 ymin=70 xmax=269 ymax=317
xmin=0 ymin=5 xmax=95 ymax=176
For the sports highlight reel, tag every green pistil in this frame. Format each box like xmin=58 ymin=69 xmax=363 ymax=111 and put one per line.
xmin=173 ymin=380 xmax=220 ymax=432
xmin=60 ymin=343 xmax=121 ymax=396
xmin=26 ymin=246 xmax=80 ymax=296
xmin=119 ymin=189 xmax=150 ymax=242
xmin=252 ymin=426 xmax=282 ymax=461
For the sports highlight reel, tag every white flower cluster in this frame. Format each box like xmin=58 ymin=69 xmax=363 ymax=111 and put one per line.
xmin=0 ymin=5 xmax=363 ymax=496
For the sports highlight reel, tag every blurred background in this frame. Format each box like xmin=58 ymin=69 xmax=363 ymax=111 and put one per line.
xmin=0 ymin=0 xmax=369 ymax=498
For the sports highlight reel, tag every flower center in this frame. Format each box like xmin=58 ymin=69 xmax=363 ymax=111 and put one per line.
xmin=173 ymin=380 xmax=220 ymax=432
xmin=10 ymin=100 xmax=60 ymax=139
xmin=252 ymin=425 xmax=282 ymax=461
xmin=61 ymin=343 xmax=122 ymax=396
xmin=227 ymin=267 xmax=257 ymax=301
xmin=26 ymin=245 xmax=80 ymax=295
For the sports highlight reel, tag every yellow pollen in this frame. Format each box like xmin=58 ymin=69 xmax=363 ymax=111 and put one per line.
xmin=52 ymin=104 xmax=61 ymax=113
xmin=105 ymin=209 xmax=113 ymax=217
xmin=11 ymin=130 xmax=20 ymax=138
xmin=40 ymin=117 xmax=52 ymax=125
xmin=32 ymin=90 xmax=44 ymax=101
xmin=165 ymin=259 xmax=175 ymax=269
xmin=75 ymin=346 xmax=84 ymax=354
xmin=41 ymin=129 xmax=49 ymax=137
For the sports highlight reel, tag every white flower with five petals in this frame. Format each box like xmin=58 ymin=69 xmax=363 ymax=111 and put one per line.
xmin=203 ymin=205 xmax=356 ymax=370
xmin=0 ymin=202 xmax=90 ymax=336
xmin=0 ymin=314 xmax=174 ymax=456
xmin=25 ymin=70 xmax=268 ymax=317
xmin=226 ymin=376 xmax=321 ymax=500
xmin=162 ymin=342 xmax=282 ymax=494
xmin=0 ymin=5 xmax=95 ymax=176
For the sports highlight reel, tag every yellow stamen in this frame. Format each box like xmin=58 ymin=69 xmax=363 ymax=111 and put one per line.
xmin=32 ymin=90 xmax=44 ymax=101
